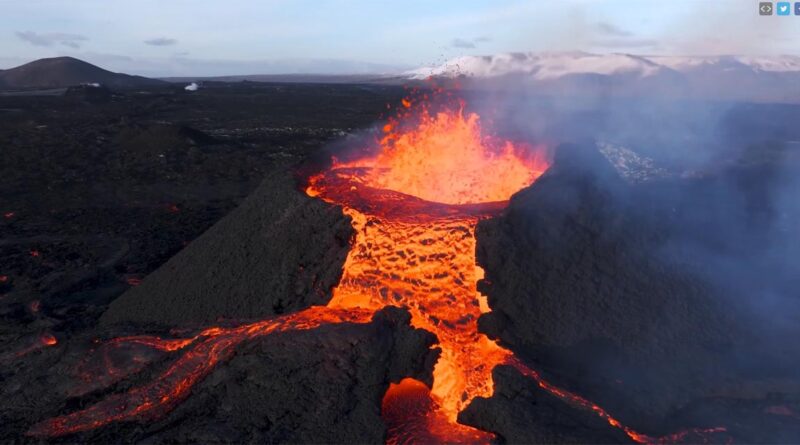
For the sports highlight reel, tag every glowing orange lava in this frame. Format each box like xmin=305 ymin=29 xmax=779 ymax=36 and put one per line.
xmin=382 ymin=378 xmax=492 ymax=445
xmin=305 ymin=100 xmax=547 ymax=440
xmin=332 ymin=102 xmax=547 ymax=205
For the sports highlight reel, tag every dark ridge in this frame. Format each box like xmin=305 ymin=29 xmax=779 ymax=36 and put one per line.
xmin=0 ymin=56 xmax=166 ymax=90
xmin=100 ymin=167 xmax=354 ymax=327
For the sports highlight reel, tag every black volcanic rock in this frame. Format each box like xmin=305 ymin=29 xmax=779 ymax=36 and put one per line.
xmin=473 ymin=143 xmax=800 ymax=437
xmin=2 ymin=307 xmax=439 ymax=443
xmin=101 ymin=167 xmax=353 ymax=327
xmin=459 ymin=366 xmax=631 ymax=444
xmin=0 ymin=57 xmax=165 ymax=89
xmin=64 ymin=84 xmax=112 ymax=103
xmin=143 ymin=307 xmax=438 ymax=444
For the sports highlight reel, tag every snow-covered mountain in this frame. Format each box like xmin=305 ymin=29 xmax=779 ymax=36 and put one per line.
xmin=407 ymin=52 xmax=800 ymax=80
xmin=406 ymin=52 xmax=800 ymax=103
xmin=651 ymin=55 xmax=800 ymax=73
xmin=407 ymin=52 xmax=662 ymax=80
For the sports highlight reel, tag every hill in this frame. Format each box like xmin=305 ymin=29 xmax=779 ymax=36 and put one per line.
xmin=0 ymin=56 xmax=166 ymax=89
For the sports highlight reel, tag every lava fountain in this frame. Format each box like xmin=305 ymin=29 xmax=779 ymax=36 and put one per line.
xmin=28 ymin=91 xmax=725 ymax=444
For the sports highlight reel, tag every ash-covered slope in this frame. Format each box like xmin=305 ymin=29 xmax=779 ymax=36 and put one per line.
xmin=101 ymin=167 xmax=352 ymax=327
xmin=0 ymin=57 xmax=166 ymax=89
xmin=472 ymin=142 xmax=800 ymax=442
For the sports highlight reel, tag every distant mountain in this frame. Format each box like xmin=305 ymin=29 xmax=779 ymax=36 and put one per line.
xmin=0 ymin=57 xmax=166 ymax=90
xmin=160 ymin=73 xmax=406 ymax=85
xmin=407 ymin=52 xmax=800 ymax=103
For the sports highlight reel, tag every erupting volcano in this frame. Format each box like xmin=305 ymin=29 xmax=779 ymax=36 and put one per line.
xmin=28 ymin=91 xmax=726 ymax=444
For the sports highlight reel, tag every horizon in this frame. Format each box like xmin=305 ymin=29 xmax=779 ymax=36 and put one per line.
xmin=8 ymin=51 xmax=800 ymax=81
xmin=2 ymin=0 xmax=799 ymax=77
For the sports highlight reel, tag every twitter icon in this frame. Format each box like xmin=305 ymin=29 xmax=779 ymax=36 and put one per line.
xmin=776 ymin=2 xmax=791 ymax=14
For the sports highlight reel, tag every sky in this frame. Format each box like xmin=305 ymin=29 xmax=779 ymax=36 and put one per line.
xmin=1 ymin=0 xmax=798 ymax=77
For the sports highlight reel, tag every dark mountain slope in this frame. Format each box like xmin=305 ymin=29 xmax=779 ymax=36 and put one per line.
xmin=0 ymin=57 xmax=166 ymax=89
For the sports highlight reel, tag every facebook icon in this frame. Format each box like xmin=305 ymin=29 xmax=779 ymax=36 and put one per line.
xmin=795 ymin=2 xmax=800 ymax=14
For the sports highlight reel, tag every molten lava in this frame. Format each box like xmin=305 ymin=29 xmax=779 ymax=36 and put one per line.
xmin=28 ymin=93 xmax=725 ymax=444
xmin=304 ymin=100 xmax=547 ymax=439
xmin=334 ymin=102 xmax=547 ymax=205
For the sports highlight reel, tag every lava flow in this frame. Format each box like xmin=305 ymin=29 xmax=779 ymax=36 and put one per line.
xmin=305 ymin=101 xmax=547 ymax=442
xmin=29 ymin=92 xmax=725 ymax=444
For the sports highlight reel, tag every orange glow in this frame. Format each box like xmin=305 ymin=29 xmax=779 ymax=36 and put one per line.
xmin=332 ymin=103 xmax=548 ymax=205
xmin=382 ymin=378 xmax=492 ymax=444
xmin=5 ymin=331 xmax=59 ymax=361
xmin=40 ymin=333 xmax=58 ymax=346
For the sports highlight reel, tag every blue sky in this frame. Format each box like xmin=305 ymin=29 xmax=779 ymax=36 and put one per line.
xmin=1 ymin=0 xmax=798 ymax=76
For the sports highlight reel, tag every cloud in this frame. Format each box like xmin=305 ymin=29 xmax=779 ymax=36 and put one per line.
xmin=595 ymin=22 xmax=632 ymax=37
xmin=451 ymin=38 xmax=476 ymax=49
xmin=144 ymin=37 xmax=178 ymax=46
xmin=591 ymin=38 xmax=660 ymax=49
xmin=588 ymin=22 xmax=658 ymax=50
xmin=15 ymin=31 xmax=88 ymax=48
xmin=451 ymin=36 xmax=491 ymax=49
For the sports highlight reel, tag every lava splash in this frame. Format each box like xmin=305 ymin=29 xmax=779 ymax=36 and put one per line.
xmin=331 ymin=99 xmax=547 ymax=205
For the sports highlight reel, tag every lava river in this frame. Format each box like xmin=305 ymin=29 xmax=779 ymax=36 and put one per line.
xmin=28 ymin=97 xmax=725 ymax=444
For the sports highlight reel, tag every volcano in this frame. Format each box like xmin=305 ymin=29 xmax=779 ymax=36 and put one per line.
xmin=8 ymin=86 xmax=800 ymax=444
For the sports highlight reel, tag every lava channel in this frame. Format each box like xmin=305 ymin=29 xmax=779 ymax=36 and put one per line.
xmin=28 ymin=95 xmax=725 ymax=444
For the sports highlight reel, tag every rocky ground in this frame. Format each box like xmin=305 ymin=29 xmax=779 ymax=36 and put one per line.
xmin=0 ymin=83 xmax=407 ymax=442
xmin=0 ymin=82 xmax=402 ymax=336
xmin=2 ymin=83 xmax=799 ymax=443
